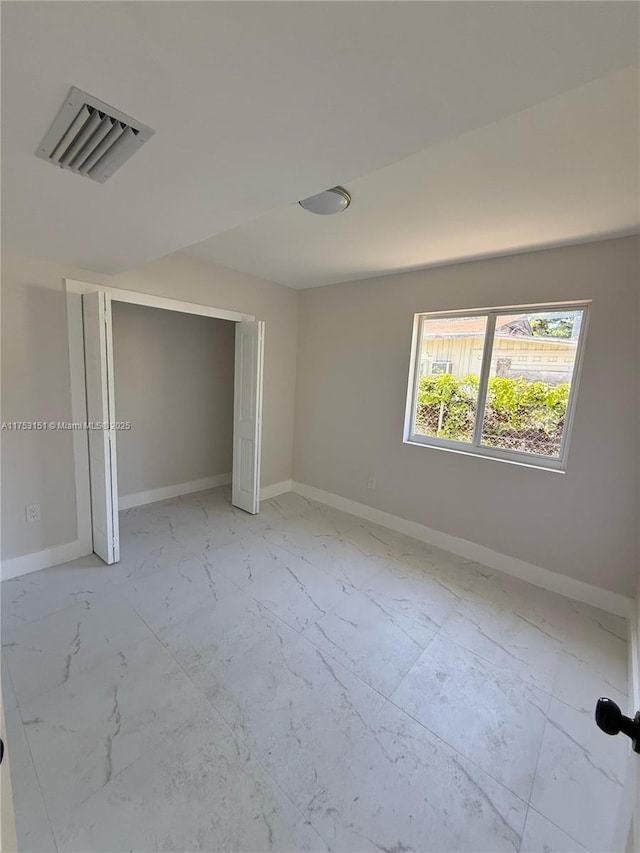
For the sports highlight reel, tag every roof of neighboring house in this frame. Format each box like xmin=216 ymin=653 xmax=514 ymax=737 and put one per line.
xmin=424 ymin=314 xmax=525 ymax=335
xmin=423 ymin=314 xmax=577 ymax=346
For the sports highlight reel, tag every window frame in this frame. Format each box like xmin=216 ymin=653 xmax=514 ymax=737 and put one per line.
xmin=403 ymin=301 xmax=591 ymax=472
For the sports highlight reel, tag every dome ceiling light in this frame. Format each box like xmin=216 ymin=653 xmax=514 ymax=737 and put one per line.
xmin=299 ymin=186 xmax=351 ymax=215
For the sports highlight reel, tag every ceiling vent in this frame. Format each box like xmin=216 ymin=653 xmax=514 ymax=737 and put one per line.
xmin=36 ymin=87 xmax=155 ymax=183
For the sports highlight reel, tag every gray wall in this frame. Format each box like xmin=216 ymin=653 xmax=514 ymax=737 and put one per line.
xmin=111 ymin=302 xmax=235 ymax=498
xmin=1 ymin=251 xmax=298 ymax=561
xmin=1 ymin=255 xmax=108 ymax=557
xmin=293 ymin=236 xmax=639 ymax=597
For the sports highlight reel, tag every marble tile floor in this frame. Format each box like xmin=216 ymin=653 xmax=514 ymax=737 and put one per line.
xmin=1 ymin=487 xmax=629 ymax=853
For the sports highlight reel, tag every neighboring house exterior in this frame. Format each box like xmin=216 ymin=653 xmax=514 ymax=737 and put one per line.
xmin=420 ymin=314 xmax=578 ymax=386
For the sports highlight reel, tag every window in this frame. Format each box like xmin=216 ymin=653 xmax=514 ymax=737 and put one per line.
xmin=430 ymin=360 xmax=453 ymax=375
xmin=405 ymin=303 xmax=589 ymax=470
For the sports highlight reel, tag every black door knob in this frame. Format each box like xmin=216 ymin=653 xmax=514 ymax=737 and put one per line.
xmin=595 ymin=697 xmax=640 ymax=754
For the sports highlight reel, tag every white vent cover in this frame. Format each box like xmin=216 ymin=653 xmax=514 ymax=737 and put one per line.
xmin=36 ymin=87 xmax=154 ymax=183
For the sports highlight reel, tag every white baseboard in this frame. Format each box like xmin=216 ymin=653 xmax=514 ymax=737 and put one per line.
xmin=261 ymin=480 xmax=293 ymax=501
xmin=291 ymin=481 xmax=634 ymax=619
xmin=121 ymin=475 xmax=293 ymax=510
xmin=1 ymin=538 xmax=92 ymax=582
xmin=119 ymin=472 xmax=232 ymax=510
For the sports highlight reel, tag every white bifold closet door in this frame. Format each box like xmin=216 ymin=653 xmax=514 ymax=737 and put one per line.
xmin=232 ymin=320 xmax=265 ymax=514
xmin=82 ymin=291 xmax=120 ymax=563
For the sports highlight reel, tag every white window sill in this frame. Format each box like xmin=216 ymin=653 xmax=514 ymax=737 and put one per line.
xmin=403 ymin=437 xmax=566 ymax=474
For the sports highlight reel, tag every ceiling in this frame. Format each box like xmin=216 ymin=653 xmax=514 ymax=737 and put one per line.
xmin=2 ymin=2 xmax=638 ymax=278
xmin=188 ymin=66 xmax=639 ymax=288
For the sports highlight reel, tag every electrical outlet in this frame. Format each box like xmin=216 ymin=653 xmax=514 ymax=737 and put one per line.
xmin=25 ymin=503 xmax=41 ymax=523
xmin=367 ymin=478 xmax=377 ymax=490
